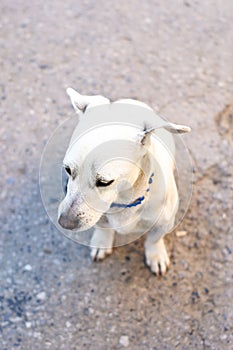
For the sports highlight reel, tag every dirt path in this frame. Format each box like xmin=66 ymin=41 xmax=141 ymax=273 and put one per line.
xmin=0 ymin=1 xmax=232 ymax=349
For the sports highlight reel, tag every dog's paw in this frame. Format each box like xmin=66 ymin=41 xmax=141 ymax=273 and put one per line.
xmin=90 ymin=246 xmax=113 ymax=261
xmin=145 ymin=238 xmax=170 ymax=275
xmin=90 ymin=228 xmax=115 ymax=262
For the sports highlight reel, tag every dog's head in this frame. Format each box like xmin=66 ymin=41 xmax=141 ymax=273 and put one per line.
xmin=58 ymin=88 xmax=190 ymax=231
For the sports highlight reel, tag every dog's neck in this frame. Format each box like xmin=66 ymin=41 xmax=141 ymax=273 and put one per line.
xmin=110 ymin=172 xmax=154 ymax=208
xmin=110 ymin=150 xmax=154 ymax=209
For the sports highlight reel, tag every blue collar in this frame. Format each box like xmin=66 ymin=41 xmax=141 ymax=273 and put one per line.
xmin=110 ymin=172 xmax=154 ymax=209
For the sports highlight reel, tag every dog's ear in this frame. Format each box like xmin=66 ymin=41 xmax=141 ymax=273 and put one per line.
xmin=163 ymin=122 xmax=191 ymax=134
xmin=66 ymin=87 xmax=110 ymax=113
xmin=140 ymin=122 xmax=191 ymax=146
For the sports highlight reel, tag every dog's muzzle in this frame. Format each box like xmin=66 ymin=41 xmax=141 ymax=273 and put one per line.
xmin=58 ymin=213 xmax=80 ymax=230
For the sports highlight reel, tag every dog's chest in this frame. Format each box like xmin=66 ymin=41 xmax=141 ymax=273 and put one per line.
xmin=106 ymin=198 xmax=155 ymax=235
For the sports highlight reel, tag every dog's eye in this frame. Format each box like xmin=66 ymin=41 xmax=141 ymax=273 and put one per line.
xmin=96 ymin=179 xmax=114 ymax=187
xmin=64 ymin=166 xmax=72 ymax=176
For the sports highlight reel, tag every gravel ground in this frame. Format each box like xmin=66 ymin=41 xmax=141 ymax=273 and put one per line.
xmin=0 ymin=1 xmax=233 ymax=349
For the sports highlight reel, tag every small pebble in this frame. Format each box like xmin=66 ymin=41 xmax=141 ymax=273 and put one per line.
xmin=176 ymin=230 xmax=187 ymax=237
xmin=34 ymin=332 xmax=41 ymax=338
xmin=36 ymin=292 xmax=47 ymax=301
xmin=217 ymin=81 xmax=225 ymax=87
xmin=39 ymin=64 xmax=49 ymax=69
xmin=119 ymin=335 xmax=129 ymax=347
xmin=23 ymin=264 xmax=32 ymax=271
xmin=10 ymin=317 xmax=22 ymax=323
xmin=89 ymin=307 xmax=94 ymax=314
xmin=220 ymin=334 xmax=227 ymax=340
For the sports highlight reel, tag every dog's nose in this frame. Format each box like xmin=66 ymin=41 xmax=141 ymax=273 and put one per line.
xmin=58 ymin=213 xmax=80 ymax=230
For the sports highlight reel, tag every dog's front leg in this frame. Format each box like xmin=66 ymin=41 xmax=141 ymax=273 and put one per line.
xmin=145 ymin=233 xmax=170 ymax=275
xmin=90 ymin=228 xmax=115 ymax=261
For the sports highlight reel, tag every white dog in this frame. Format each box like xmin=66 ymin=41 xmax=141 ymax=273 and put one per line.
xmin=58 ymin=88 xmax=190 ymax=275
